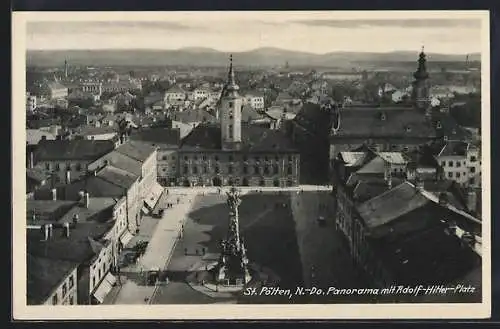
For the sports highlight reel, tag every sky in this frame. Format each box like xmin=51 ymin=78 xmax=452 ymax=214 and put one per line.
xmin=24 ymin=12 xmax=485 ymax=54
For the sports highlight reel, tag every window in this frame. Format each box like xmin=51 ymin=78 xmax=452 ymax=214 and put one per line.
xmin=470 ymin=167 xmax=476 ymax=173
xmin=183 ymin=165 xmax=188 ymax=174
xmin=52 ymin=294 xmax=58 ymax=305
xmin=184 ymin=156 xmax=188 ymax=161
xmin=273 ymin=164 xmax=279 ymax=174
xmin=162 ymin=155 xmax=167 ymax=160
xmin=469 ymin=178 xmax=475 ymax=185
xmin=162 ymin=168 xmax=166 ymax=172
xmin=92 ymin=276 xmax=96 ymax=288
xmin=287 ymin=166 xmax=293 ymax=175
xmin=55 ymin=163 xmax=60 ymax=171
xmin=456 ymin=172 xmax=460 ymax=178
xmin=193 ymin=166 xmax=198 ymax=174
xmin=441 ymin=161 xmax=446 ymax=167
xmin=69 ymin=275 xmax=74 ymax=288
xmin=215 ymin=166 xmax=220 ymax=174
xmin=456 ymin=161 xmax=461 ymax=167
xmin=228 ymin=166 xmax=233 ymax=174
xmin=45 ymin=163 xmax=50 ymax=170
xmin=243 ymin=155 xmax=248 ymax=162
xmin=264 ymin=156 xmax=269 ymax=162
xmin=470 ymin=156 xmax=477 ymax=162
xmin=448 ymin=161 xmax=453 ymax=167
xmin=203 ymin=166 xmax=208 ymax=174
xmin=202 ymin=155 xmax=207 ymax=161
xmin=98 ymin=268 xmax=102 ymax=280
xmin=66 ymin=163 xmax=71 ymax=171
xmin=228 ymin=101 xmax=234 ymax=107
xmin=62 ymin=283 xmax=67 ymax=297
xmin=254 ymin=165 xmax=260 ymax=174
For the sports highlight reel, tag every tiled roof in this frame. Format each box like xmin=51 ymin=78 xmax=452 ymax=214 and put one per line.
xmin=96 ymin=165 xmax=139 ymax=189
xmin=115 ymin=141 xmax=157 ymax=162
xmin=335 ymin=107 xmax=437 ymax=138
xmin=27 ymin=221 xmax=113 ymax=265
xmin=35 ymin=140 xmax=115 ymax=161
xmin=437 ymin=140 xmax=469 ymax=157
xmin=27 ymin=254 xmax=78 ymax=305
xmin=357 ymin=182 xmax=430 ymax=229
xmin=340 ymin=152 xmax=369 ymax=167
xmin=76 ymin=125 xmax=117 ymax=136
xmin=180 ymin=123 xmax=297 ymax=153
xmin=58 ymin=197 xmax=116 ymax=224
xmin=27 ymin=200 xmax=77 ymax=223
xmin=241 ymin=105 xmax=264 ymax=122
xmin=166 ymin=85 xmax=186 ymax=94
xmin=129 ymin=128 xmax=180 ymax=148
xmin=370 ymin=219 xmax=481 ymax=285
xmin=26 ymin=168 xmax=51 ymax=183
xmin=93 ymin=150 xmax=143 ymax=176
xmin=26 ymin=129 xmax=57 ymax=145
xmin=172 ymin=108 xmax=216 ymax=124
xmin=47 ymin=82 xmax=67 ymax=90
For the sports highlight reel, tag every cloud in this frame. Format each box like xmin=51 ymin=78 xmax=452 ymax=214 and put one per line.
xmin=293 ymin=18 xmax=481 ymax=29
xmin=27 ymin=21 xmax=197 ymax=35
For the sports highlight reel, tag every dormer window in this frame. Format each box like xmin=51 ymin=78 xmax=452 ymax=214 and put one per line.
xmin=436 ymin=121 xmax=442 ymax=129
xmin=380 ymin=112 xmax=386 ymax=121
xmin=405 ymin=126 xmax=412 ymax=132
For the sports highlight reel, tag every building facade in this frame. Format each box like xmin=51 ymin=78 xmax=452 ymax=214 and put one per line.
xmin=435 ymin=140 xmax=481 ymax=188
xmin=177 ymin=55 xmax=300 ymax=187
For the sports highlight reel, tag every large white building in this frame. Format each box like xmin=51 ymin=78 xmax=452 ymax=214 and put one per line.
xmin=435 ymin=140 xmax=481 ymax=188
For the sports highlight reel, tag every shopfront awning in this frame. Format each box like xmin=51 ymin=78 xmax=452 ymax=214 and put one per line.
xmin=119 ymin=230 xmax=134 ymax=247
xmin=93 ymin=277 xmax=113 ymax=303
xmin=141 ymin=206 xmax=150 ymax=215
xmin=144 ymin=183 xmax=164 ymax=210
xmin=104 ymin=272 xmax=117 ymax=286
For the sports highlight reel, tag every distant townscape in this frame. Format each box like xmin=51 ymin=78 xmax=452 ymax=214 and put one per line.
xmin=25 ymin=47 xmax=482 ymax=306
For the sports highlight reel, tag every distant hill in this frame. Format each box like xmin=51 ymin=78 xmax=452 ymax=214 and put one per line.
xmin=26 ymin=47 xmax=481 ymax=68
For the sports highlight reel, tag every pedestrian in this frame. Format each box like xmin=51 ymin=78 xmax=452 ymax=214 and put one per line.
xmin=184 ymin=248 xmax=188 ymax=255
xmin=202 ymin=247 xmax=206 ymax=255
xmin=195 ymin=249 xmax=199 ymax=255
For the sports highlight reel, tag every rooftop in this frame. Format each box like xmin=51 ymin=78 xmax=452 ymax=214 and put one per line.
xmin=172 ymin=108 xmax=216 ymax=124
xmin=27 ymin=168 xmax=51 ymax=183
xmin=96 ymin=165 xmax=139 ymax=189
xmin=180 ymin=123 xmax=297 ymax=153
xmin=92 ymin=150 xmax=143 ymax=176
xmin=27 ymin=221 xmax=113 ymax=265
xmin=58 ymin=197 xmax=117 ymax=224
xmin=76 ymin=125 xmax=117 ymax=136
xmin=437 ymin=140 xmax=470 ymax=157
xmin=27 ymin=254 xmax=78 ymax=305
xmin=129 ymin=127 xmax=181 ymax=148
xmin=26 ymin=129 xmax=57 ymax=145
xmin=115 ymin=140 xmax=157 ymax=162
xmin=35 ymin=140 xmax=115 ymax=161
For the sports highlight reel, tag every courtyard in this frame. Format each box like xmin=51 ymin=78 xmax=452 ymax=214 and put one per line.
xmin=152 ymin=190 xmax=369 ymax=304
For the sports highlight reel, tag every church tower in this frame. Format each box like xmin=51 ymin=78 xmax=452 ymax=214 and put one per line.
xmin=411 ymin=47 xmax=430 ymax=112
xmin=64 ymin=60 xmax=68 ymax=79
xmin=220 ymin=55 xmax=242 ymax=151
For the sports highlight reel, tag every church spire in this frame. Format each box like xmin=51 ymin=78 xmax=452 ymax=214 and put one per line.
xmin=225 ymin=54 xmax=239 ymax=94
xmin=414 ymin=46 xmax=429 ymax=81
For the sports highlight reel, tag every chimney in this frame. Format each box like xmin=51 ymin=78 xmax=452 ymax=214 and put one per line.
xmin=29 ymin=152 xmax=34 ymax=169
xmin=63 ymin=222 xmax=70 ymax=238
xmin=51 ymin=188 xmax=57 ymax=201
xmin=467 ymin=188 xmax=477 ymax=213
xmin=84 ymin=192 xmax=90 ymax=208
xmin=384 ymin=161 xmax=392 ymax=189
xmin=66 ymin=170 xmax=71 ymax=184
xmin=43 ymin=224 xmax=49 ymax=241
xmin=48 ymin=224 xmax=53 ymax=238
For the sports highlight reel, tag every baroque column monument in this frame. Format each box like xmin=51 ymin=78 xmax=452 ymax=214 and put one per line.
xmin=216 ymin=187 xmax=252 ymax=285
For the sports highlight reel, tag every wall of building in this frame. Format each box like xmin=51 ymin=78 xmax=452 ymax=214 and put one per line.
xmin=104 ymin=197 xmax=128 ymax=267
xmin=83 ymin=133 xmax=118 ymax=141
xmin=88 ymin=242 xmax=114 ymax=304
xmin=36 ymin=161 xmax=91 ymax=184
xmin=157 ymin=149 xmax=178 ymax=186
xmin=44 ymin=267 xmax=78 ymax=305
xmin=177 ymin=152 xmax=300 ymax=187
xmin=438 ymin=149 xmax=481 ymax=188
